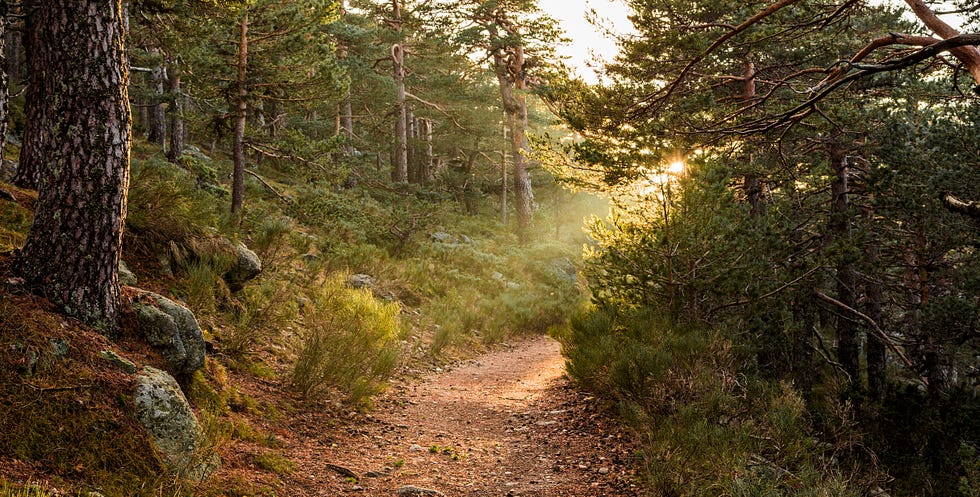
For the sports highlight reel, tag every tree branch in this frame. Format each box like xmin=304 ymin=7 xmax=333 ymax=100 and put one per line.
xmin=904 ymin=0 xmax=980 ymax=83
xmin=942 ymin=193 xmax=980 ymax=220
xmin=632 ymin=0 xmax=803 ymax=115
xmin=814 ymin=291 xmax=916 ymax=371
xmin=403 ymin=91 xmax=467 ymax=130
xmin=734 ymin=33 xmax=980 ymax=134
xmin=244 ymin=170 xmax=292 ymax=205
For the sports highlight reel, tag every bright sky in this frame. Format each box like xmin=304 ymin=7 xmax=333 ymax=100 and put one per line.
xmin=537 ymin=0 xmax=634 ymax=83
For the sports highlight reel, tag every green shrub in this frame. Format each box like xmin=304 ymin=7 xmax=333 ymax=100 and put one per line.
xmin=0 ymin=191 xmax=32 ymax=252
xmin=292 ymin=273 xmax=404 ymax=405
xmin=126 ymin=158 xmax=220 ymax=251
xmin=222 ymin=277 xmax=299 ymax=356
xmin=555 ymin=305 xmax=874 ymax=496
xmin=253 ymin=451 xmax=295 ymax=476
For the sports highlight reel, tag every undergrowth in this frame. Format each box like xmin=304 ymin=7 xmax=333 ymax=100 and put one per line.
xmin=554 ymin=306 xmax=884 ymax=496
xmin=0 ymin=298 xmax=183 ymax=496
xmin=0 ymin=138 xmax=597 ymax=493
xmin=292 ymin=273 xmax=404 ymax=405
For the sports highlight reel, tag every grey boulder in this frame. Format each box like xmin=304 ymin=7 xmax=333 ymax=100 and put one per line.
xmin=135 ymin=367 xmax=217 ymax=480
xmin=223 ymin=241 xmax=262 ymax=292
xmin=134 ymin=291 xmax=206 ymax=375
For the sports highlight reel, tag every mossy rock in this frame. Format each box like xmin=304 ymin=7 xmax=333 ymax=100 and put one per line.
xmin=135 ymin=366 xmax=218 ymax=480
xmin=133 ymin=291 xmax=206 ymax=376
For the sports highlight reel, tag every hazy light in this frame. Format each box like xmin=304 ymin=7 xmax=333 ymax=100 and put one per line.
xmin=667 ymin=161 xmax=685 ymax=174
xmin=537 ymin=0 xmax=635 ymax=83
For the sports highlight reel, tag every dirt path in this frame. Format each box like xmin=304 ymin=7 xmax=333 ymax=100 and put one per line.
xmin=283 ymin=336 xmax=640 ymax=496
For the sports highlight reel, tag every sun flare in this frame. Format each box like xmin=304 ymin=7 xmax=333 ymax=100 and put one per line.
xmin=667 ymin=161 xmax=685 ymax=174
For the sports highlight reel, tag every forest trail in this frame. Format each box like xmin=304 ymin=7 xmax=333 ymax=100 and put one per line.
xmin=281 ymin=336 xmax=639 ymax=496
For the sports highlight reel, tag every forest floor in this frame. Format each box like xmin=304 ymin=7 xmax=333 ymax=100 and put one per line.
xmin=230 ymin=336 xmax=642 ymax=496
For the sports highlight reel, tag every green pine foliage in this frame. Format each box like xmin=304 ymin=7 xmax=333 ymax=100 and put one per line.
xmin=555 ymin=306 xmax=878 ymax=496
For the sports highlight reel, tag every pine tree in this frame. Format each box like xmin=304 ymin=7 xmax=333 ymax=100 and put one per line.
xmin=15 ymin=0 xmax=131 ymax=327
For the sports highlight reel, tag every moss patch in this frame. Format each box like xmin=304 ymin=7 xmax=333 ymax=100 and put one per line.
xmin=0 ymin=275 xmax=186 ymax=496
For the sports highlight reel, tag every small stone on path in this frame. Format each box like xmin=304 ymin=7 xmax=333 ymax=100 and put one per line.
xmin=395 ymin=485 xmax=445 ymax=496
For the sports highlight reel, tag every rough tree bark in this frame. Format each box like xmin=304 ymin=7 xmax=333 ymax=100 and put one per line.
xmin=15 ymin=0 xmax=131 ymax=327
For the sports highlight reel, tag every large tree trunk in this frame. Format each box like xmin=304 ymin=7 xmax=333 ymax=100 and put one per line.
xmin=231 ymin=13 xmax=248 ymax=217
xmin=15 ymin=0 xmax=131 ymax=328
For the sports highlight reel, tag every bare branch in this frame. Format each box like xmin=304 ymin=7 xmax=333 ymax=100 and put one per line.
xmin=244 ymin=170 xmax=292 ymax=205
xmin=403 ymin=91 xmax=467 ymax=130
xmin=815 ymin=291 xmax=917 ymax=371
xmin=942 ymin=193 xmax=980 ymax=220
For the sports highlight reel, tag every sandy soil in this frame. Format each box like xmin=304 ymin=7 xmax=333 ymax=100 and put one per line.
xmin=279 ymin=336 xmax=641 ymax=496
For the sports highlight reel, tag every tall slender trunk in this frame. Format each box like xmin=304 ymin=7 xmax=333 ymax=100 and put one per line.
xmin=407 ymin=107 xmax=418 ymax=183
xmin=337 ymin=0 xmax=354 ymax=155
xmin=166 ymin=59 xmax=184 ymax=163
xmin=391 ymin=0 xmax=407 ymax=182
xmin=830 ymin=148 xmax=860 ymax=392
xmin=865 ymin=229 xmax=886 ymax=403
xmin=463 ymin=150 xmax=478 ymax=215
xmin=15 ymin=0 xmax=131 ymax=328
xmin=501 ymin=123 xmax=508 ymax=225
xmin=3 ymin=3 xmax=19 ymax=84
xmin=0 ymin=2 xmax=8 ymax=164
xmin=421 ymin=118 xmax=433 ymax=184
xmin=12 ymin=0 xmax=39 ymax=189
xmin=147 ymin=54 xmax=166 ymax=147
xmin=231 ymin=13 xmax=248 ymax=217
xmin=742 ymin=61 xmax=765 ymax=218
xmin=339 ymin=96 xmax=353 ymax=152
xmin=493 ymin=45 xmax=534 ymax=242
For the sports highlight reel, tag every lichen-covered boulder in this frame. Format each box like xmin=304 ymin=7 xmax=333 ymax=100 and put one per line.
xmin=134 ymin=292 xmax=205 ymax=375
xmin=223 ymin=241 xmax=262 ymax=292
xmin=135 ymin=367 xmax=217 ymax=480
xmin=348 ymin=273 xmax=374 ymax=290
xmin=118 ymin=259 xmax=137 ymax=286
